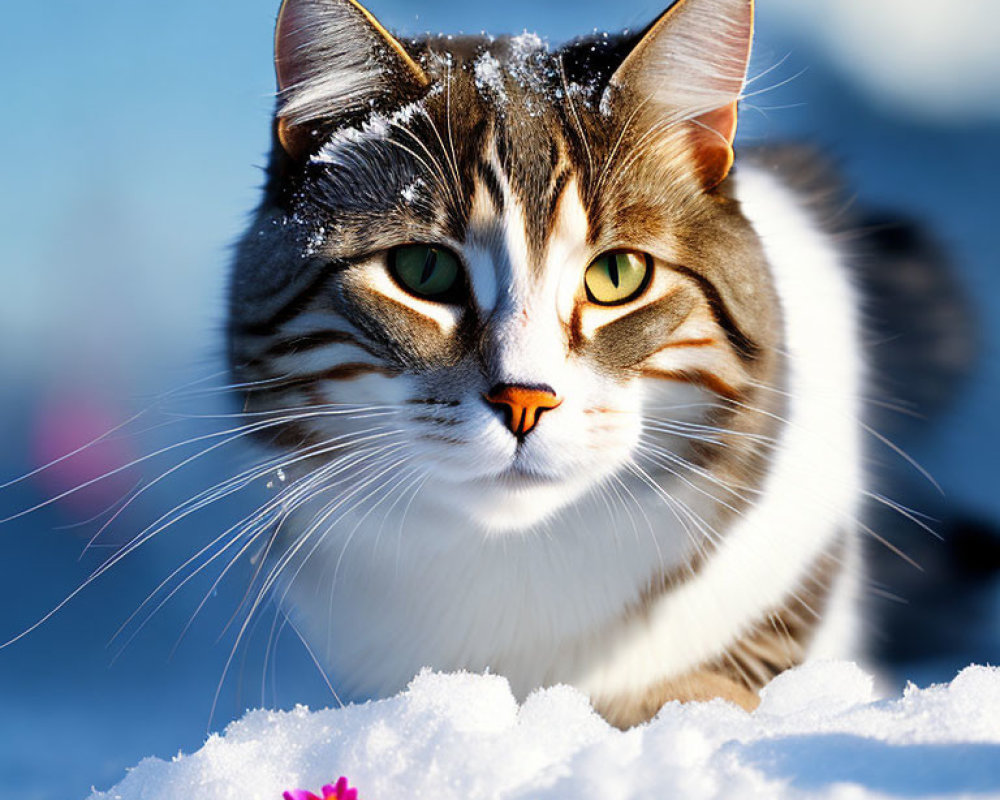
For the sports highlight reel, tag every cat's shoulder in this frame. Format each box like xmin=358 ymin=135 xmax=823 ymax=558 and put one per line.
xmin=738 ymin=144 xmax=974 ymax=431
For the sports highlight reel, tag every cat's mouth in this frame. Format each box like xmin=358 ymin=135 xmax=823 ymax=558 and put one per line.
xmin=450 ymin=458 xmax=600 ymax=532
xmin=477 ymin=463 xmax=564 ymax=488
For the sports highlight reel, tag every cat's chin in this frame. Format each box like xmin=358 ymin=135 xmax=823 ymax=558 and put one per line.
xmin=440 ymin=468 xmax=604 ymax=534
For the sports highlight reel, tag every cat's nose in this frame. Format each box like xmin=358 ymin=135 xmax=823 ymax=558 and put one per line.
xmin=484 ymin=384 xmax=562 ymax=439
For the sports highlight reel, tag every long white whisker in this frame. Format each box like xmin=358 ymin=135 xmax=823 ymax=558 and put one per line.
xmin=206 ymin=443 xmax=410 ymax=728
xmin=1 ymin=408 xmax=386 ymax=524
xmin=635 ymin=441 xmax=745 ymax=515
xmin=217 ymin=440 xmax=409 ymax=640
xmin=285 ymin=611 xmax=344 ymax=709
xmin=270 ymin=449 xmax=415 ymax=618
xmin=109 ymin=438 xmax=395 ymax=655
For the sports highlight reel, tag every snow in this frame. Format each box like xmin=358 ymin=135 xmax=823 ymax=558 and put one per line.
xmin=89 ymin=661 xmax=1000 ymax=800
xmin=474 ymin=52 xmax=506 ymax=100
xmin=401 ymin=178 xmax=425 ymax=204
xmin=311 ymin=117 xmax=391 ymax=168
xmin=509 ymin=32 xmax=545 ymax=60
xmin=310 ymin=102 xmax=425 ymax=169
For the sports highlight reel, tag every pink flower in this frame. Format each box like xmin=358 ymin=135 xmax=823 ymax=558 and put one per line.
xmin=283 ymin=776 xmax=358 ymax=800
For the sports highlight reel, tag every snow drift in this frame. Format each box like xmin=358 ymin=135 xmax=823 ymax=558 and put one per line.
xmin=89 ymin=661 xmax=1000 ymax=800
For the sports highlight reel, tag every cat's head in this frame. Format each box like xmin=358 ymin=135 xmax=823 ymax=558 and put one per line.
xmin=228 ymin=0 xmax=781 ymax=533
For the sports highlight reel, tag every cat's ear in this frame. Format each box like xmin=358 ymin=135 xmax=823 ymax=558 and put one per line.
xmin=609 ymin=0 xmax=753 ymax=189
xmin=274 ymin=0 xmax=430 ymax=158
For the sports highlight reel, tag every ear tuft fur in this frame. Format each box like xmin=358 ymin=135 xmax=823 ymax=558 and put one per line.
xmin=275 ymin=0 xmax=429 ymax=157
xmin=609 ymin=0 xmax=754 ymax=189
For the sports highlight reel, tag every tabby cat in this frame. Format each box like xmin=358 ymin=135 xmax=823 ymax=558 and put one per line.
xmin=228 ymin=0 xmax=863 ymax=727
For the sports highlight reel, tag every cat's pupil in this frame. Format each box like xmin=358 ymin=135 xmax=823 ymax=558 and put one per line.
xmin=608 ymin=255 xmax=621 ymax=288
xmin=420 ymin=249 xmax=438 ymax=286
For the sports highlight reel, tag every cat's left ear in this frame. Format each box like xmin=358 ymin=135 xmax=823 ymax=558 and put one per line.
xmin=274 ymin=0 xmax=430 ymax=158
xmin=609 ymin=0 xmax=753 ymax=189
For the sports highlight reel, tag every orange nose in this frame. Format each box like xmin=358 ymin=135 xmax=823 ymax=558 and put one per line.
xmin=484 ymin=384 xmax=562 ymax=438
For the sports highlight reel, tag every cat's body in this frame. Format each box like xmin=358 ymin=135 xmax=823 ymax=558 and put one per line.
xmin=229 ymin=0 xmax=865 ymax=726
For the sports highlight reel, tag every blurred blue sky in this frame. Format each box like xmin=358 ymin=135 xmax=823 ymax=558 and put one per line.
xmin=1 ymin=1 xmax=999 ymax=798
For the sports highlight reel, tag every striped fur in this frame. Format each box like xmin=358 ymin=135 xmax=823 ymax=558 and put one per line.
xmin=227 ymin=0 xmax=862 ymax=726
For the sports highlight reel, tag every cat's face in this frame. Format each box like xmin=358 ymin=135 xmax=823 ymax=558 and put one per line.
xmin=229 ymin=0 xmax=781 ymax=533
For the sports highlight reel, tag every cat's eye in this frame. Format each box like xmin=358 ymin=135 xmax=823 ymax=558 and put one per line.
xmin=584 ymin=251 xmax=652 ymax=306
xmin=390 ymin=245 xmax=463 ymax=301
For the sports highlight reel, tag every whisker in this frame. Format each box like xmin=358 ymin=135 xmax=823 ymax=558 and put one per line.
xmin=329 ymin=454 xmax=417 ymax=589
xmin=862 ymin=422 xmax=943 ymax=496
xmin=744 ymin=51 xmax=793 ymax=87
xmin=1 ymin=408 xmax=379 ymax=524
xmin=369 ymin=462 xmax=430 ymax=560
xmin=738 ymin=65 xmax=809 ymax=102
xmin=218 ymin=440 xmax=409 ymax=640
xmin=865 ymin=491 xmax=942 ymax=542
xmin=0 ymin=408 xmax=148 ymax=490
xmin=207 ymin=444 xmax=411 ymax=728
xmin=267 ymin=449 xmax=414 ymax=617
xmin=743 ymin=377 xmax=942 ymax=494
xmin=394 ymin=471 xmax=431 ymax=579
xmin=608 ymin=472 xmax=652 ymax=551
xmin=857 ymin=519 xmax=924 ymax=572
xmin=285 ymin=611 xmax=344 ymax=709
xmin=644 ymin=417 xmax=778 ymax=446
xmin=86 ymin=424 xmax=401 ymax=575
xmin=160 ymin=403 xmax=403 ymax=422
xmin=109 ymin=439 xmax=383 ymax=655
xmin=3 ymin=423 xmax=403 ymax=651
xmin=225 ymin=443 xmax=411 ymax=638
xmin=626 ymin=459 xmax=724 ymax=552
xmin=119 ymin=440 xmax=408 ymax=661
xmin=44 ymin=478 xmax=144 ymax=537
xmin=635 ymin=441 xmax=745 ymax=514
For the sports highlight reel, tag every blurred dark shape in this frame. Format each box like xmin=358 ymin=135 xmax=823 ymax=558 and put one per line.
xmin=852 ymin=213 xmax=1000 ymax=680
xmin=868 ymin=507 xmax=1000 ymax=679
xmin=855 ymin=214 xmax=978 ymax=442
xmin=949 ymin=518 xmax=1000 ymax=578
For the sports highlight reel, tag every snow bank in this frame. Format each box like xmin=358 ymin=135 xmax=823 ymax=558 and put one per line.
xmin=90 ymin=662 xmax=1000 ymax=800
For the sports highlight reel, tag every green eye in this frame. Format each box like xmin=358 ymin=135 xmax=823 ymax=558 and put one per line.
xmin=390 ymin=245 xmax=462 ymax=301
xmin=584 ymin=251 xmax=652 ymax=305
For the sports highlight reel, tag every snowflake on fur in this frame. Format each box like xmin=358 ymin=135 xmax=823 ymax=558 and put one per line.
xmin=283 ymin=776 xmax=358 ymax=800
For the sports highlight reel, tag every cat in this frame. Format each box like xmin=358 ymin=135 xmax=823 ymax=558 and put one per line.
xmin=227 ymin=0 xmax=865 ymax=728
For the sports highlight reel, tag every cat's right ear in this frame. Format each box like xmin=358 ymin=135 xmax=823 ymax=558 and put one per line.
xmin=274 ymin=0 xmax=430 ymax=158
xmin=607 ymin=0 xmax=754 ymax=190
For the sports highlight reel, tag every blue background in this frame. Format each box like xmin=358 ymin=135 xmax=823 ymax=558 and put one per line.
xmin=1 ymin=1 xmax=998 ymax=797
